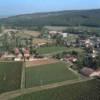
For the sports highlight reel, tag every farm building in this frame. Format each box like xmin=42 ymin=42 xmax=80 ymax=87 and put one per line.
xmin=64 ymin=56 xmax=78 ymax=63
xmin=59 ymin=32 xmax=68 ymax=38
xmin=85 ymin=39 xmax=94 ymax=48
xmin=49 ymin=31 xmax=68 ymax=38
xmin=80 ymin=67 xmax=100 ymax=78
xmin=1 ymin=52 xmax=15 ymax=60
xmin=14 ymin=48 xmax=20 ymax=55
xmin=80 ymin=67 xmax=95 ymax=77
xmin=90 ymin=69 xmax=100 ymax=77
xmin=49 ymin=31 xmax=58 ymax=34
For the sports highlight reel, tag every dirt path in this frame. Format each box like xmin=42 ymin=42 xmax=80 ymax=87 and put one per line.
xmin=0 ymin=78 xmax=92 ymax=100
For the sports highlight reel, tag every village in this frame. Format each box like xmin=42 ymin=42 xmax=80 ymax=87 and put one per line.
xmin=0 ymin=0 xmax=100 ymax=99
xmin=0 ymin=27 xmax=100 ymax=78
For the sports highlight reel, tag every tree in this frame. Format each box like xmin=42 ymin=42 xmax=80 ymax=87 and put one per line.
xmin=71 ymin=50 xmax=78 ymax=56
xmin=20 ymin=48 xmax=25 ymax=62
xmin=55 ymin=34 xmax=64 ymax=46
xmin=0 ymin=25 xmax=2 ymax=33
xmin=76 ymin=57 xmax=84 ymax=70
xmin=29 ymin=36 xmax=33 ymax=54
xmin=95 ymin=53 xmax=100 ymax=68
xmin=0 ymin=25 xmax=4 ymax=33
xmin=3 ymin=34 xmax=9 ymax=51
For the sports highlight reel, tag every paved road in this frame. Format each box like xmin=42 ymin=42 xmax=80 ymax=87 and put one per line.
xmin=0 ymin=78 xmax=92 ymax=100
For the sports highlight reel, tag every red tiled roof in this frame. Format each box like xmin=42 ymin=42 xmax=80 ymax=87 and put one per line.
xmin=80 ymin=67 xmax=95 ymax=76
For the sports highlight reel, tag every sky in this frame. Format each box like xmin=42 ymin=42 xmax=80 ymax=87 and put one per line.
xmin=0 ymin=0 xmax=100 ymax=17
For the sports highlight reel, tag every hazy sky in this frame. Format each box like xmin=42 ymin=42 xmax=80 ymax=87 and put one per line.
xmin=0 ymin=0 xmax=100 ymax=16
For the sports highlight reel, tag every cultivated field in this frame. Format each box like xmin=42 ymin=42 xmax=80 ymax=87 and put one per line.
xmin=25 ymin=58 xmax=59 ymax=67
xmin=44 ymin=26 xmax=100 ymax=33
xmin=11 ymin=79 xmax=100 ymax=100
xmin=32 ymin=38 xmax=54 ymax=45
xmin=4 ymin=29 xmax=41 ymax=37
xmin=25 ymin=62 xmax=79 ymax=88
xmin=0 ymin=61 xmax=23 ymax=94
xmin=20 ymin=30 xmax=41 ymax=37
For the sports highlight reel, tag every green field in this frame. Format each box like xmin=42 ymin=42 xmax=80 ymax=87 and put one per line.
xmin=25 ymin=62 xmax=79 ymax=88
xmin=11 ymin=79 xmax=100 ymax=100
xmin=36 ymin=46 xmax=83 ymax=54
xmin=0 ymin=61 xmax=23 ymax=94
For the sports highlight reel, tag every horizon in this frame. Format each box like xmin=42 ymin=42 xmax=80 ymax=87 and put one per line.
xmin=1 ymin=8 xmax=100 ymax=19
xmin=0 ymin=0 xmax=100 ymax=18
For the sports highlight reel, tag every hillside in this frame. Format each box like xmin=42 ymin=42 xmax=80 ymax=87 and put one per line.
xmin=0 ymin=9 xmax=100 ymax=28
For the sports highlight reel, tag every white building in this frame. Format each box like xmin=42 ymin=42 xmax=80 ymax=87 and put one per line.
xmin=60 ymin=33 xmax=68 ymax=38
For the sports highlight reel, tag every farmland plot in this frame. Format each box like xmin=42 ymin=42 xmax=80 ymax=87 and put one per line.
xmin=0 ymin=61 xmax=23 ymax=94
xmin=11 ymin=79 xmax=100 ymax=100
xmin=25 ymin=62 xmax=79 ymax=88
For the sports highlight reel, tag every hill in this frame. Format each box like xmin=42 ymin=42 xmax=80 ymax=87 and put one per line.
xmin=0 ymin=9 xmax=100 ymax=28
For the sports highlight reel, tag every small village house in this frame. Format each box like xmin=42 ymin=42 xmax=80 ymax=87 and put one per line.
xmin=80 ymin=67 xmax=95 ymax=77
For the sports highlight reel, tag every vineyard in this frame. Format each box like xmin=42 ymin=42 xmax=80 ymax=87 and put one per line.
xmin=0 ymin=61 xmax=23 ymax=94
xmin=11 ymin=79 xmax=100 ymax=100
xmin=25 ymin=62 xmax=79 ymax=88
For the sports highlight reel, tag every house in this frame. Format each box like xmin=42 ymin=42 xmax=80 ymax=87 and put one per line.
xmin=1 ymin=52 xmax=15 ymax=60
xmin=49 ymin=31 xmax=69 ymax=38
xmin=49 ymin=31 xmax=57 ymax=34
xmin=14 ymin=48 xmax=20 ymax=56
xmin=64 ymin=55 xmax=78 ymax=63
xmin=80 ymin=67 xmax=95 ymax=77
xmin=90 ymin=69 xmax=100 ymax=77
xmin=85 ymin=39 xmax=93 ymax=48
xmin=59 ymin=32 xmax=68 ymax=38
xmin=80 ymin=58 xmax=100 ymax=77
xmin=14 ymin=57 xmax=21 ymax=61
xmin=24 ymin=48 xmax=30 ymax=59
xmin=49 ymin=31 xmax=58 ymax=35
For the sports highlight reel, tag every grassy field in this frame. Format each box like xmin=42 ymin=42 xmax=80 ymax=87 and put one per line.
xmin=25 ymin=62 xmax=79 ymax=88
xmin=36 ymin=46 xmax=83 ymax=54
xmin=0 ymin=61 xmax=23 ymax=94
xmin=11 ymin=79 xmax=100 ymax=100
